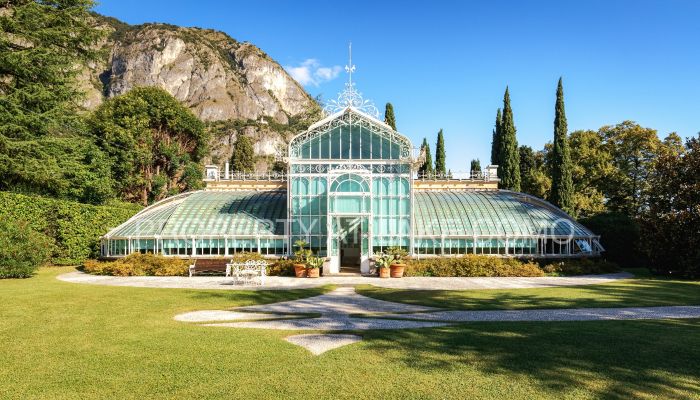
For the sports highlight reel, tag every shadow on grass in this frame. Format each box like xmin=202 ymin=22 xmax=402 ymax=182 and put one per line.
xmin=356 ymin=280 xmax=700 ymax=311
xmin=183 ymin=285 xmax=333 ymax=307
xmin=363 ymin=319 xmax=700 ymax=399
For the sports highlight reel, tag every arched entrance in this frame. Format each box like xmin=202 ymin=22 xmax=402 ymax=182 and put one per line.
xmin=327 ymin=172 xmax=371 ymax=274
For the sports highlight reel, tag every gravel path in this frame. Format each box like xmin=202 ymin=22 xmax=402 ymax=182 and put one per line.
xmin=174 ymin=286 xmax=700 ymax=354
xmin=58 ymin=270 xmax=633 ymax=291
xmin=376 ymin=305 xmax=700 ymax=322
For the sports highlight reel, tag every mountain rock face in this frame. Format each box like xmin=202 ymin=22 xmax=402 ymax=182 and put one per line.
xmin=81 ymin=20 xmax=320 ymax=169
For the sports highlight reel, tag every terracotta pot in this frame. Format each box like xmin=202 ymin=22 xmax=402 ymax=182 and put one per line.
xmin=294 ymin=264 xmax=307 ymax=278
xmin=378 ymin=267 xmax=390 ymax=278
xmin=390 ymin=263 xmax=406 ymax=278
xmin=306 ymin=267 xmax=320 ymax=278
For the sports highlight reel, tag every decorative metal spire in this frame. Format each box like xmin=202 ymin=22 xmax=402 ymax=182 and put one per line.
xmin=323 ymin=42 xmax=380 ymax=118
xmin=345 ymin=42 xmax=355 ymax=85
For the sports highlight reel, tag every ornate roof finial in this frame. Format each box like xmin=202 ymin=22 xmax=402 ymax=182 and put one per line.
xmin=323 ymin=42 xmax=380 ymax=118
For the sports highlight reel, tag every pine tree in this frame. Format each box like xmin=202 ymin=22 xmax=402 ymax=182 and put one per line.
xmin=0 ymin=0 xmax=105 ymax=139
xmin=435 ymin=129 xmax=446 ymax=175
xmin=491 ymin=108 xmax=502 ymax=165
xmin=550 ymin=78 xmax=574 ymax=213
xmin=418 ymin=138 xmax=434 ymax=177
xmin=498 ymin=87 xmax=521 ymax=191
xmin=470 ymin=159 xmax=482 ymax=177
xmin=384 ymin=102 xmax=397 ymax=130
xmin=231 ymin=135 xmax=256 ymax=173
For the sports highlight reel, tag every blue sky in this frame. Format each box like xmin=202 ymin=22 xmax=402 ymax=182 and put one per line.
xmin=94 ymin=0 xmax=700 ymax=171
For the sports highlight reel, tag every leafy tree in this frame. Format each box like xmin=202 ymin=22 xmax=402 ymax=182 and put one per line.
xmin=566 ymin=130 xmax=612 ymax=218
xmin=435 ymin=129 xmax=446 ymax=175
xmin=519 ymin=145 xmax=550 ymax=199
xmin=491 ymin=108 xmax=502 ymax=165
xmin=470 ymin=159 xmax=482 ymax=176
xmin=641 ymin=135 xmax=700 ymax=277
xmin=91 ymin=87 xmax=208 ymax=205
xmin=384 ymin=102 xmax=396 ymax=130
xmin=0 ymin=135 xmax=114 ymax=204
xmin=550 ymin=78 xmax=573 ymax=213
xmin=0 ymin=0 xmax=104 ymax=139
xmin=231 ymin=134 xmax=255 ymax=173
xmin=498 ymin=87 xmax=520 ymax=191
xmin=600 ymin=121 xmax=661 ymax=215
xmin=0 ymin=219 xmax=51 ymax=279
xmin=418 ymin=137 xmax=434 ymax=176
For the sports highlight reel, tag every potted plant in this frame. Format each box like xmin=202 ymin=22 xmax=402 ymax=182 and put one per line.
xmin=374 ymin=252 xmax=394 ymax=278
xmin=387 ymin=246 xmax=408 ymax=278
xmin=293 ymin=240 xmax=311 ymax=278
xmin=305 ymin=256 xmax=324 ymax=278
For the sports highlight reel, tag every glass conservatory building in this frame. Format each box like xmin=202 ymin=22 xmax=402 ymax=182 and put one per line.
xmin=101 ymin=104 xmax=603 ymax=274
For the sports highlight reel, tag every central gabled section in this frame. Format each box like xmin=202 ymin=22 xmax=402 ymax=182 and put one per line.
xmin=289 ymin=108 xmax=412 ymax=160
xmin=288 ymin=107 xmax=413 ymax=274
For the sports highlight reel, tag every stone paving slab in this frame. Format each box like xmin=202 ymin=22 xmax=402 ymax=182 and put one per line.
xmin=235 ymin=286 xmax=436 ymax=315
xmin=205 ymin=316 xmax=450 ymax=331
xmin=285 ymin=334 xmax=362 ymax=355
xmin=173 ymin=310 xmax=283 ymax=322
xmin=58 ymin=271 xmax=633 ymax=291
xmin=377 ymin=305 xmax=700 ymax=322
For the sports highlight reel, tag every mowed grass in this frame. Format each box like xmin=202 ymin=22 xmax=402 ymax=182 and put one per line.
xmin=356 ymin=278 xmax=700 ymax=311
xmin=0 ymin=267 xmax=698 ymax=399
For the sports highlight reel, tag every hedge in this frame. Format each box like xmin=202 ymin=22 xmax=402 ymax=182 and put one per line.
xmin=82 ymin=253 xmax=298 ymax=277
xmin=0 ymin=191 xmax=141 ymax=265
xmin=404 ymin=255 xmax=620 ymax=277
xmin=83 ymin=253 xmax=188 ymax=276
xmin=404 ymin=255 xmax=545 ymax=277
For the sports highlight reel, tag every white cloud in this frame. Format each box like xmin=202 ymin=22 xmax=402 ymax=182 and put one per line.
xmin=285 ymin=59 xmax=342 ymax=87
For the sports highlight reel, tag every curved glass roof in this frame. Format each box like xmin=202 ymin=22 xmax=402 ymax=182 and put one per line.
xmin=413 ymin=191 xmax=593 ymax=237
xmin=106 ymin=189 xmax=594 ymax=239
xmin=106 ymin=191 xmax=287 ymax=238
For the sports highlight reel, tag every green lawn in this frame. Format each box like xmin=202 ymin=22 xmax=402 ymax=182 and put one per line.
xmin=356 ymin=278 xmax=700 ymax=311
xmin=1 ymin=267 xmax=698 ymax=399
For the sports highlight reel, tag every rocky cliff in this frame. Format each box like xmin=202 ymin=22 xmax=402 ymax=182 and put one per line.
xmin=81 ymin=18 xmax=320 ymax=169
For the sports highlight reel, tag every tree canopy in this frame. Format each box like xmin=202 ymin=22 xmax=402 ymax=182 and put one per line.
xmin=491 ymin=108 xmax=502 ymax=165
xmin=231 ymin=134 xmax=255 ymax=173
xmin=0 ymin=0 xmax=104 ymax=139
xmin=498 ymin=87 xmax=520 ymax=191
xmin=418 ymin=137 xmax=434 ymax=176
xmin=550 ymin=78 xmax=573 ymax=214
xmin=384 ymin=102 xmax=396 ymax=130
xmin=435 ymin=129 xmax=446 ymax=175
xmin=91 ymin=87 xmax=208 ymax=205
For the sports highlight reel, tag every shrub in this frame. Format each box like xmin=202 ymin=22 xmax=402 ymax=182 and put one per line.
xmin=230 ymin=252 xmax=264 ymax=263
xmin=404 ymin=255 xmax=545 ymax=277
xmin=541 ymin=258 xmax=619 ymax=276
xmin=267 ymin=259 xmax=295 ymax=276
xmin=0 ymin=191 xmax=140 ymax=265
xmin=0 ymin=220 xmax=52 ymax=278
xmin=82 ymin=253 xmax=189 ymax=276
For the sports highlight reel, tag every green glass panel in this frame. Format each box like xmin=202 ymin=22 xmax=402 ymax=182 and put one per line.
xmin=361 ymin=128 xmax=371 ymax=159
xmin=341 ymin=128 xmax=351 ymax=159
xmin=330 ymin=128 xmax=341 ymax=159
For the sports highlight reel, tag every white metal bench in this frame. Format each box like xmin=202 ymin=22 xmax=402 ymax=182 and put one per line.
xmin=226 ymin=260 xmax=267 ymax=286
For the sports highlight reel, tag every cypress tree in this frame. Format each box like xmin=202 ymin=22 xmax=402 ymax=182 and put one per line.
xmin=491 ymin=108 xmax=502 ymax=165
xmin=498 ymin=87 xmax=521 ymax=191
xmin=231 ymin=135 xmax=256 ymax=172
xmin=435 ymin=129 xmax=446 ymax=175
xmin=470 ymin=159 xmax=482 ymax=176
xmin=384 ymin=103 xmax=397 ymax=130
xmin=550 ymin=78 xmax=573 ymax=213
xmin=419 ymin=138 xmax=434 ymax=176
